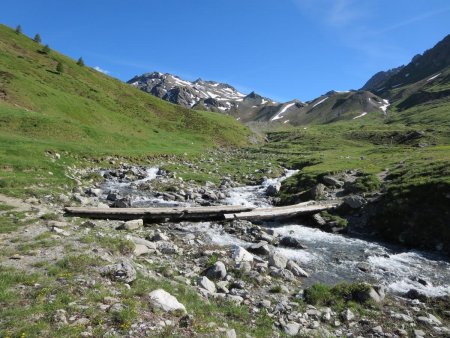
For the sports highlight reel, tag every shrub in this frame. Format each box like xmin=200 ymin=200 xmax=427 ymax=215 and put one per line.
xmin=304 ymin=283 xmax=333 ymax=305
xmin=41 ymin=44 xmax=51 ymax=54
xmin=206 ymin=254 xmax=218 ymax=268
xmin=40 ymin=212 xmax=60 ymax=221
xmin=56 ymin=62 xmax=64 ymax=74
xmin=320 ymin=211 xmax=348 ymax=227
xmin=269 ymin=285 xmax=283 ymax=293
xmin=33 ymin=34 xmax=41 ymax=43
xmin=304 ymin=282 xmax=372 ymax=307
xmin=345 ymin=174 xmax=381 ymax=193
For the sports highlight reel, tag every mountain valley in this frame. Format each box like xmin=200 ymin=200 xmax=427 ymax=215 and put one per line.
xmin=0 ymin=22 xmax=449 ymax=338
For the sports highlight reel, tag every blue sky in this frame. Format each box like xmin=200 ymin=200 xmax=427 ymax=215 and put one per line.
xmin=2 ymin=0 xmax=449 ymax=101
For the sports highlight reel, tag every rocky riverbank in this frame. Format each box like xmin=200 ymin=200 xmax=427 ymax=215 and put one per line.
xmin=1 ymin=161 xmax=449 ymax=337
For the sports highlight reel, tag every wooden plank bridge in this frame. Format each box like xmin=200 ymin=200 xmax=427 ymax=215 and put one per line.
xmin=64 ymin=201 xmax=340 ymax=222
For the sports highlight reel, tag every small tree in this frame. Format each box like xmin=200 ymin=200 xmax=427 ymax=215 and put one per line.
xmin=33 ymin=34 xmax=41 ymax=43
xmin=56 ymin=61 xmax=64 ymax=74
xmin=76 ymin=57 xmax=84 ymax=66
xmin=41 ymin=44 xmax=50 ymax=54
xmin=15 ymin=25 xmax=22 ymax=34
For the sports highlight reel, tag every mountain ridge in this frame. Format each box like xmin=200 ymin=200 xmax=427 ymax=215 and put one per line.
xmin=128 ymin=73 xmax=391 ymax=125
xmin=129 ymin=34 xmax=450 ymax=127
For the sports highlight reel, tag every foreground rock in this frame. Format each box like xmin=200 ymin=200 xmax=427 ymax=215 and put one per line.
xmin=204 ymin=261 xmax=227 ymax=280
xmin=232 ymin=245 xmax=254 ymax=263
xmin=283 ymin=322 xmax=301 ymax=336
xmin=197 ymin=276 xmax=216 ymax=293
xmin=269 ymin=252 xmax=287 ymax=269
xmin=148 ymin=289 xmax=186 ymax=314
xmin=120 ymin=219 xmax=143 ymax=230
xmin=279 ymin=236 xmax=307 ymax=249
xmin=344 ymin=195 xmax=366 ymax=209
xmin=286 ymin=260 xmax=309 ymax=277
xmin=100 ymin=260 xmax=136 ymax=283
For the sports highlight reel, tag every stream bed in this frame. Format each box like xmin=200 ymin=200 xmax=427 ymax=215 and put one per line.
xmin=99 ymin=167 xmax=450 ymax=298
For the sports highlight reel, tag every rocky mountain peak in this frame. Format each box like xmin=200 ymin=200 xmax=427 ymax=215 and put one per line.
xmin=361 ymin=34 xmax=450 ymax=94
xmin=128 ymin=72 xmax=247 ymax=110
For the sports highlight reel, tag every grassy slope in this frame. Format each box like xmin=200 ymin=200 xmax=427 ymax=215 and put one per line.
xmin=263 ymin=119 xmax=450 ymax=252
xmin=385 ymin=66 xmax=450 ymax=127
xmin=0 ymin=24 xmax=250 ymax=196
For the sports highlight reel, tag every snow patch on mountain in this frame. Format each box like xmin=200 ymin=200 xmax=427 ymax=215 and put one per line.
xmin=427 ymin=73 xmax=441 ymax=82
xmin=271 ymin=102 xmax=296 ymax=121
xmin=353 ymin=112 xmax=367 ymax=120
xmin=312 ymin=97 xmax=328 ymax=108
xmin=380 ymin=99 xmax=390 ymax=115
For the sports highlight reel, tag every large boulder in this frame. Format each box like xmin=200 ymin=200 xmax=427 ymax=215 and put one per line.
xmin=344 ymin=195 xmax=366 ymax=209
xmin=100 ymin=260 xmax=136 ymax=283
xmin=111 ymin=198 xmax=131 ymax=208
xmin=266 ymin=182 xmax=281 ymax=196
xmin=286 ymin=260 xmax=309 ymax=277
xmin=312 ymin=213 xmax=327 ymax=227
xmin=134 ymin=244 xmax=151 ymax=256
xmin=86 ymin=188 xmax=103 ymax=197
xmin=283 ymin=322 xmax=301 ymax=336
xmin=232 ymin=245 xmax=254 ymax=263
xmin=148 ymin=289 xmax=186 ymax=314
xmin=119 ymin=219 xmax=143 ymax=230
xmin=341 ymin=308 xmax=355 ymax=322
xmin=268 ymin=252 xmax=287 ymax=269
xmin=323 ymin=176 xmax=344 ymax=188
xmin=311 ymin=183 xmax=327 ymax=200
xmin=247 ymin=242 xmax=271 ymax=256
xmin=355 ymin=284 xmax=385 ymax=303
xmin=204 ymin=261 xmax=227 ymax=280
xmin=279 ymin=236 xmax=307 ymax=249
xmin=197 ymin=276 xmax=216 ymax=293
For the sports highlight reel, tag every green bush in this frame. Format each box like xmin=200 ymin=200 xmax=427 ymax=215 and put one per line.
xmin=41 ymin=44 xmax=50 ymax=54
xmin=206 ymin=254 xmax=218 ymax=268
xmin=345 ymin=174 xmax=381 ymax=193
xmin=56 ymin=62 xmax=64 ymax=74
xmin=33 ymin=34 xmax=41 ymax=43
xmin=269 ymin=285 xmax=282 ymax=294
xmin=320 ymin=211 xmax=348 ymax=227
xmin=304 ymin=282 xmax=371 ymax=307
xmin=40 ymin=213 xmax=60 ymax=221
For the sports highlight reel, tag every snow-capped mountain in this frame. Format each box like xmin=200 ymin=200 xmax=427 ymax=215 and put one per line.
xmin=128 ymin=72 xmax=389 ymax=125
xmin=128 ymin=72 xmax=309 ymax=122
xmin=128 ymin=72 xmax=246 ymax=110
xmin=128 ymin=34 xmax=450 ymax=126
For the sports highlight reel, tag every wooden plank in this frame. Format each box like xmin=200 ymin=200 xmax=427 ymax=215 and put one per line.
xmin=64 ymin=205 xmax=254 ymax=221
xmin=64 ymin=201 xmax=340 ymax=222
xmin=224 ymin=202 xmax=339 ymax=221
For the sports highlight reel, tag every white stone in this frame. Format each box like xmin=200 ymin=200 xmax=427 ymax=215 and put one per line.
xmin=269 ymin=252 xmax=287 ymax=269
xmin=232 ymin=245 xmax=253 ymax=263
xmin=283 ymin=322 xmax=301 ymax=336
xmin=134 ymin=244 xmax=150 ymax=256
xmin=148 ymin=289 xmax=186 ymax=314
xmin=226 ymin=329 xmax=237 ymax=338
xmin=286 ymin=260 xmax=309 ymax=277
xmin=341 ymin=308 xmax=355 ymax=322
xmin=197 ymin=276 xmax=216 ymax=293
xmin=123 ymin=219 xmax=143 ymax=230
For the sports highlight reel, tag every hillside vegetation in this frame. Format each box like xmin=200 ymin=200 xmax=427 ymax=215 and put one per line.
xmin=264 ymin=121 xmax=450 ymax=252
xmin=0 ymin=24 xmax=250 ymax=196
